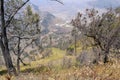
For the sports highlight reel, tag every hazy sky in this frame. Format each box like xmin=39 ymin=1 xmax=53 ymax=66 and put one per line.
xmin=30 ymin=0 xmax=120 ymax=20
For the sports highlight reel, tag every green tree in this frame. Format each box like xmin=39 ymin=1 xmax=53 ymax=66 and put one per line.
xmin=72 ymin=8 xmax=120 ymax=63
xmin=0 ymin=0 xmax=29 ymax=75
xmin=9 ymin=5 xmax=40 ymax=73
xmin=0 ymin=0 xmax=62 ymax=75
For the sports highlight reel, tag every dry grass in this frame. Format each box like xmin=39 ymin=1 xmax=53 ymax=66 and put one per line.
xmin=0 ymin=48 xmax=120 ymax=80
xmin=1 ymin=62 xmax=120 ymax=80
xmin=1 ymin=62 xmax=119 ymax=80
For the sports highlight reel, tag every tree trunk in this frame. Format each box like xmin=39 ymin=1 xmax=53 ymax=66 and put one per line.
xmin=103 ymin=51 xmax=109 ymax=63
xmin=17 ymin=57 xmax=20 ymax=73
xmin=19 ymin=58 xmax=26 ymax=66
xmin=74 ymin=34 xmax=77 ymax=55
xmin=17 ymin=37 xmax=21 ymax=73
xmin=0 ymin=0 xmax=17 ymax=76
xmin=17 ymin=57 xmax=27 ymax=73
xmin=100 ymin=51 xmax=109 ymax=64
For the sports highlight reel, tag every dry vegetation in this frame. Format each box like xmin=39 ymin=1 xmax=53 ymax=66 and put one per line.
xmin=0 ymin=48 xmax=120 ymax=80
xmin=0 ymin=1 xmax=120 ymax=79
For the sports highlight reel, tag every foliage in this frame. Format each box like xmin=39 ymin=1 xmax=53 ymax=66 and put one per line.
xmin=0 ymin=0 xmax=30 ymax=75
xmin=72 ymin=8 xmax=120 ymax=63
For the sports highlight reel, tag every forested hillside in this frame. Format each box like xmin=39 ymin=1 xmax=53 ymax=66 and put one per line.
xmin=0 ymin=0 xmax=120 ymax=80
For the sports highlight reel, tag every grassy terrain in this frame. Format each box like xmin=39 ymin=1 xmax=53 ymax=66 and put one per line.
xmin=20 ymin=48 xmax=66 ymax=72
xmin=0 ymin=48 xmax=120 ymax=80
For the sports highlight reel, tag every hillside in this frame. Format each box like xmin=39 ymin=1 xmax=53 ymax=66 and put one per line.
xmin=0 ymin=0 xmax=120 ymax=80
xmin=30 ymin=3 xmax=71 ymax=35
xmin=0 ymin=48 xmax=120 ymax=80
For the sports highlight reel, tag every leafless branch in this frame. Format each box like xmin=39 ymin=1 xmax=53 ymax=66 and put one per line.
xmin=51 ymin=0 xmax=64 ymax=5
xmin=5 ymin=0 xmax=29 ymax=27
xmin=20 ymin=39 xmax=35 ymax=54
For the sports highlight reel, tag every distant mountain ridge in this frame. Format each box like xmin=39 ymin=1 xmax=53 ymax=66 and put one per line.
xmin=29 ymin=3 xmax=69 ymax=35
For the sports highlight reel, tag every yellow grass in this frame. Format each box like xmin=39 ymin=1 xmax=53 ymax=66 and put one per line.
xmin=0 ymin=48 xmax=120 ymax=80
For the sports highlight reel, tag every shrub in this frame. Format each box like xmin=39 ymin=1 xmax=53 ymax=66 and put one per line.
xmin=76 ymin=50 xmax=97 ymax=66
xmin=66 ymin=47 xmax=74 ymax=56
xmin=61 ymin=57 xmax=72 ymax=68
xmin=41 ymin=49 xmax=52 ymax=59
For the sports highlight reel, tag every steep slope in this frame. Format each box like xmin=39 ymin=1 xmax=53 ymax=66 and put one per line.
xmin=30 ymin=3 xmax=71 ymax=35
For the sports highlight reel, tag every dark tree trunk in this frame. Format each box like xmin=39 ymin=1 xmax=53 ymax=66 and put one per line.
xmin=17 ymin=57 xmax=20 ymax=73
xmin=99 ymin=50 xmax=109 ymax=64
xmin=103 ymin=54 xmax=108 ymax=63
xmin=74 ymin=34 xmax=77 ymax=55
xmin=19 ymin=58 xmax=26 ymax=66
xmin=17 ymin=37 xmax=20 ymax=73
xmin=0 ymin=0 xmax=17 ymax=76
xmin=16 ymin=37 xmax=27 ymax=73
xmin=17 ymin=57 xmax=27 ymax=73
xmin=103 ymin=50 xmax=109 ymax=63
